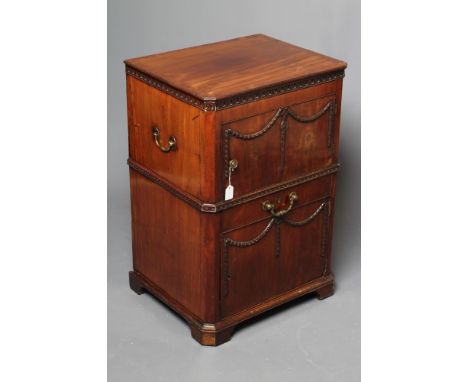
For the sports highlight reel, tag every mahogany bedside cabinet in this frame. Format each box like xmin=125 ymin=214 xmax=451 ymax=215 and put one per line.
xmin=125 ymin=34 xmax=346 ymax=346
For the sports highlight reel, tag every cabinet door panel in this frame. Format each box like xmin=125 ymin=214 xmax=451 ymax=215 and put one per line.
xmin=222 ymin=95 xmax=337 ymax=198
xmin=282 ymin=96 xmax=336 ymax=180
xmin=278 ymin=200 xmax=330 ymax=292
xmin=221 ymin=198 xmax=330 ymax=317
xmin=222 ymin=109 xmax=283 ymax=195
xmin=221 ymin=219 xmax=280 ymax=317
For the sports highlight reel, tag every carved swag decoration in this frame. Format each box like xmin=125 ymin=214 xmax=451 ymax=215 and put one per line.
xmin=222 ymin=200 xmax=330 ymax=297
xmin=223 ymin=100 xmax=337 ymax=178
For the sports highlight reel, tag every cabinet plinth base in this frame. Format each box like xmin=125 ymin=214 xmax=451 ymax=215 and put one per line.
xmin=190 ymin=325 xmax=235 ymax=346
xmin=129 ymin=271 xmax=145 ymax=295
xmin=316 ymin=281 xmax=335 ymax=300
xmin=128 ymin=270 xmax=334 ymax=346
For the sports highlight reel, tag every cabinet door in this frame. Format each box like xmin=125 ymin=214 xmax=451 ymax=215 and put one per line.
xmin=221 ymin=198 xmax=331 ymax=317
xmin=221 ymin=95 xmax=337 ymax=198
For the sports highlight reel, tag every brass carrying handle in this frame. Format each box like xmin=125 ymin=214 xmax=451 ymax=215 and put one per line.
xmin=152 ymin=127 xmax=177 ymax=153
xmin=262 ymin=192 xmax=299 ymax=218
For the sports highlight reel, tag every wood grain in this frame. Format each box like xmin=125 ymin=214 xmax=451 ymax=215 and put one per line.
xmin=221 ymin=174 xmax=332 ymax=231
xmin=125 ymin=34 xmax=346 ymax=100
xmin=222 ymin=94 xmax=337 ymax=198
xmin=130 ymin=169 xmax=204 ymax=319
xmin=127 ymin=75 xmax=217 ymax=201
xmin=221 ymin=196 xmax=331 ymax=317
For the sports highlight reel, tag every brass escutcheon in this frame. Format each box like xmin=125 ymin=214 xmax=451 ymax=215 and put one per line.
xmin=229 ymin=159 xmax=238 ymax=171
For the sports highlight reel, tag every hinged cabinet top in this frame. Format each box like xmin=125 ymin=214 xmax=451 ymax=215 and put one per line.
xmin=125 ymin=34 xmax=346 ymax=110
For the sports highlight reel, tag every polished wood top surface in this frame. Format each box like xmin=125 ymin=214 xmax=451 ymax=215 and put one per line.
xmin=125 ymin=34 xmax=346 ymax=101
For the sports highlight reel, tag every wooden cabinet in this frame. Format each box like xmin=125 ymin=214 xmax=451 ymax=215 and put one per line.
xmin=125 ymin=34 xmax=346 ymax=345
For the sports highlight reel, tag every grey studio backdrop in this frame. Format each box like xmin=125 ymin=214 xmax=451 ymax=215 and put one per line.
xmin=108 ymin=0 xmax=360 ymax=381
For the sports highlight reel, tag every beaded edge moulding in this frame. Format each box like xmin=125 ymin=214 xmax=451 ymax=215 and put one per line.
xmin=125 ymin=65 xmax=345 ymax=111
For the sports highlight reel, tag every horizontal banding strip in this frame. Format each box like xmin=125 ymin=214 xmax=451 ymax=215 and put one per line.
xmin=128 ymin=158 xmax=340 ymax=213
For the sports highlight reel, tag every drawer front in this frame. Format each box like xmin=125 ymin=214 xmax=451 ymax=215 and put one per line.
xmin=222 ymin=174 xmax=333 ymax=231
xmin=222 ymin=94 xmax=338 ymax=198
xmin=220 ymin=177 xmax=334 ymax=317
xmin=127 ymin=75 xmax=203 ymax=198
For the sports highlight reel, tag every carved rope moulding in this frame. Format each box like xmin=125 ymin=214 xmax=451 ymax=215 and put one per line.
xmin=128 ymin=158 xmax=339 ymax=214
xmin=126 ymin=65 xmax=344 ymax=111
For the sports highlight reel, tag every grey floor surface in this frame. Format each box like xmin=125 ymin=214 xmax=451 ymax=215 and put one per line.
xmin=108 ymin=191 xmax=360 ymax=382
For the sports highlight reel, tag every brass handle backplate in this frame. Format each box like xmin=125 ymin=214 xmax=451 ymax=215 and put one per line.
xmin=152 ymin=127 xmax=177 ymax=153
xmin=262 ymin=192 xmax=299 ymax=218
